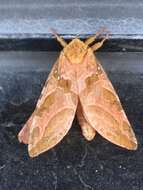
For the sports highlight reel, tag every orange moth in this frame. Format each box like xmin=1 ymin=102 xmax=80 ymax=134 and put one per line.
xmin=18 ymin=28 xmax=138 ymax=157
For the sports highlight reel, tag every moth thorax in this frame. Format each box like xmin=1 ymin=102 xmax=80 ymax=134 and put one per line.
xmin=64 ymin=39 xmax=87 ymax=64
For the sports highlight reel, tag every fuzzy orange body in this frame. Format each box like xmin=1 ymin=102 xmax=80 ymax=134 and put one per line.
xmin=18 ymin=31 xmax=137 ymax=157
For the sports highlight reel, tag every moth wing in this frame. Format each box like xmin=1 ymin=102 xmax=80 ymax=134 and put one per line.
xmin=18 ymin=61 xmax=78 ymax=157
xmin=79 ymin=57 xmax=137 ymax=150
xmin=18 ymin=114 xmax=32 ymax=144
xmin=18 ymin=63 xmax=59 ymax=145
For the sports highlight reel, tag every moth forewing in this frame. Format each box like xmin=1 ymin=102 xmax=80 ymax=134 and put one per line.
xmin=79 ymin=50 xmax=137 ymax=150
xmin=18 ymin=58 xmax=78 ymax=157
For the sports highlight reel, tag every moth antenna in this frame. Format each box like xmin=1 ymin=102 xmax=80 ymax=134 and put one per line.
xmin=50 ymin=28 xmax=67 ymax=47
xmin=85 ymin=27 xmax=107 ymax=46
xmin=91 ymin=30 xmax=112 ymax=51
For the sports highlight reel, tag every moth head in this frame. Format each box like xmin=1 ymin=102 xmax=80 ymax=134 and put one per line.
xmin=51 ymin=28 xmax=110 ymax=64
xmin=63 ymin=39 xmax=88 ymax=64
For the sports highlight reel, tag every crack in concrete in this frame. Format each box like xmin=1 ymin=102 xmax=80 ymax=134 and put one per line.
xmin=52 ymin=171 xmax=58 ymax=190
xmin=78 ymin=145 xmax=88 ymax=168
xmin=73 ymin=168 xmax=93 ymax=190
xmin=0 ymin=165 xmax=5 ymax=170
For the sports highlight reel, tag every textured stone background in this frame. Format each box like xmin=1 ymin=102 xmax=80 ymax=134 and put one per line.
xmin=0 ymin=0 xmax=142 ymax=37
xmin=0 ymin=0 xmax=143 ymax=51
xmin=0 ymin=52 xmax=143 ymax=190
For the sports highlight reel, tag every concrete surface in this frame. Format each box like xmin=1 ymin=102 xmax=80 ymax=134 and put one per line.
xmin=0 ymin=1 xmax=143 ymax=50
xmin=0 ymin=0 xmax=142 ymax=38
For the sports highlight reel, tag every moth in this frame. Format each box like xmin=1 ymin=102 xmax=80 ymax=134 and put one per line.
xmin=18 ymin=28 xmax=137 ymax=157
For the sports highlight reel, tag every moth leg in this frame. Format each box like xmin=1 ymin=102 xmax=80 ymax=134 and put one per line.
xmin=50 ymin=28 xmax=67 ymax=47
xmin=91 ymin=31 xmax=111 ymax=51
xmin=85 ymin=27 xmax=106 ymax=46
xmin=77 ymin=102 xmax=96 ymax=141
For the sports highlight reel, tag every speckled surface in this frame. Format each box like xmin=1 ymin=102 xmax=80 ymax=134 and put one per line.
xmin=0 ymin=0 xmax=143 ymax=50
xmin=0 ymin=51 xmax=143 ymax=190
xmin=0 ymin=0 xmax=143 ymax=37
